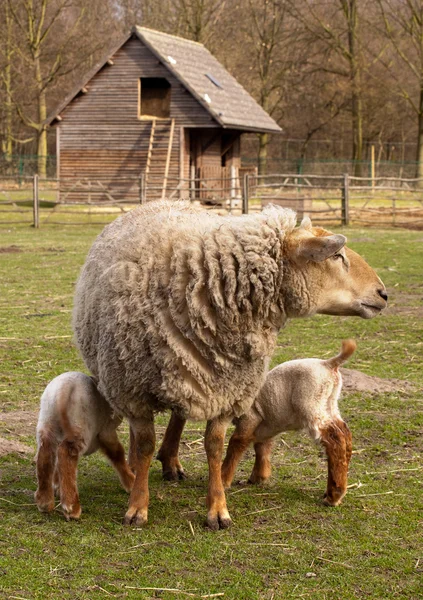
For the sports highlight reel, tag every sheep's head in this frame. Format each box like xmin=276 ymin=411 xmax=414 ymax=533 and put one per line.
xmin=281 ymin=216 xmax=387 ymax=319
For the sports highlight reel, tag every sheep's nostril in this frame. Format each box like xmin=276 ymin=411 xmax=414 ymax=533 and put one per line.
xmin=378 ymin=289 xmax=388 ymax=302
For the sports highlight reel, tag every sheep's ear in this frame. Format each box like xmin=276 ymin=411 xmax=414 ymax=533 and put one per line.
xmin=297 ymin=234 xmax=346 ymax=262
xmin=300 ymin=216 xmax=312 ymax=231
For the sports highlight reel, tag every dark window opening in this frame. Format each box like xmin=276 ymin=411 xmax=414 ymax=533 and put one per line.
xmin=139 ymin=78 xmax=171 ymax=118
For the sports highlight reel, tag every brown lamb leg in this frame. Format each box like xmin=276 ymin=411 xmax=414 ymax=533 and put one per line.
xmin=204 ymin=417 xmax=232 ymax=530
xmin=320 ymin=420 xmax=352 ymax=506
xmin=221 ymin=428 xmax=256 ymax=489
xmin=124 ymin=415 xmax=156 ymax=526
xmin=156 ymin=411 xmax=187 ymax=481
xmin=57 ymin=437 xmax=83 ymax=520
xmin=98 ymin=431 xmax=135 ymax=493
xmin=249 ymin=438 xmax=274 ymax=485
xmin=35 ymin=431 xmax=57 ymax=513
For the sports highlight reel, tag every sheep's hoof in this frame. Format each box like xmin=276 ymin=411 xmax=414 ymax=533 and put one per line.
xmin=206 ymin=512 xmax=232 ymax=531
xmin=162 ymin=467 xmax=187 ymax=482
xmin=248 ymin=475 xmax=268 ymax=485
xmin=123 ymin=507 xmax=148 ymax=527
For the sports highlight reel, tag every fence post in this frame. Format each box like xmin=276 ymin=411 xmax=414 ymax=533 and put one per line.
xmin=33 ymin=174 xmax=39 ymax=228
xmin=242 ymin=173 xmax=249 ymax=214
xmin=341 ymin=172 xmax=349 ymax=226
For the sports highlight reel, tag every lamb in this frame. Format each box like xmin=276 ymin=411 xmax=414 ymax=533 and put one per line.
xmin=221 ymin=339 xmax=356 ymax=507
xmin=35 ymin=372 xmax=135 ymax=520
xmin=72 ymin=200 xmax=387 ymax=529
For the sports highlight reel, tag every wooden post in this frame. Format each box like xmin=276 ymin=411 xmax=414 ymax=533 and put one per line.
xmin=190 ymin=164 xmax=196 ymax=201
xmin=371 ymin=144 xmax=375 ymax=193
xmin=341 ymin=173 xmax=349 ymax=226
xmin=242 ymin=173 xmax=249 ymax=214
xmin=230 ymin=165 xmax=236 ymax=212
xmin=33 ymin=174 xmax=39 ymax=228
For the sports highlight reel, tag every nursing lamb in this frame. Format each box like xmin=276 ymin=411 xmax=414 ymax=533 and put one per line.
xmin=221 ymin=339 xmax=357 ymax=507
xmin=73 ymin=200 xmax=387 ymax=529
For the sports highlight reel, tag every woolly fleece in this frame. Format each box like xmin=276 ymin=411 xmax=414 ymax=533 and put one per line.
xmin=73 ymin=200 xmax=297 ymax=421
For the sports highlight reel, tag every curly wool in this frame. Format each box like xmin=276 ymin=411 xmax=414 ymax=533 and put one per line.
xmin=73 ymin=201 xmax=297 ymax=421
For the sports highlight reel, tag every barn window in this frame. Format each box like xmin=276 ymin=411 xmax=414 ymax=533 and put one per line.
xmin=139 ymin=78 xmax=171 ymax=119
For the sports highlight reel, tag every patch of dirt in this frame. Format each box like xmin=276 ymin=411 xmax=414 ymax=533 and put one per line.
xmin=0 ymin=410 xmax=38 ymax=437
xmin=0 ymin=437 xmax=33 ymax=457
xmin=0 ymin=245 xmax=22 ymax=253
xmin=340 ymin=368 xmax=414 ymax=394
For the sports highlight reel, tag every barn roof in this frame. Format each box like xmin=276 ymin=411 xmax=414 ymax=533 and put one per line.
xmin=46 ymin=27 xmax=281 ymax=134
xmin=133 ymin=27 xmax=281 ymax=134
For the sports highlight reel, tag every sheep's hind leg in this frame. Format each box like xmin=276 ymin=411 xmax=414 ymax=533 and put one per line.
xmin=205 ymin=417 xmax=232 ymax=530
xmin=249 ymin=438 xmax=273 ymax=484
xmin=57 ymin=437 xmax=83 ymax=520
xmin=124 ymin=414 xmax=155 ymax=526
xmin=320 ymin=420 xmax=352 ymax=506
xmin=156 ymin=411 xmax=187 ymax=481
xmin=98 ymin=430 xmax=135 ymax=493
xmin=35 ymin=431 xmax=57 ymax=513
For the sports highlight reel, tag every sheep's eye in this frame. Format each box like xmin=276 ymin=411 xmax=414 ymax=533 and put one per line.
xmin=333 ymin=253 xmax=343 ymax=261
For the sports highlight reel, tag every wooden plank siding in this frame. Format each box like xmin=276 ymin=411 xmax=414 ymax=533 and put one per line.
xmin=57 ymin=35 xmax=218 ymax=202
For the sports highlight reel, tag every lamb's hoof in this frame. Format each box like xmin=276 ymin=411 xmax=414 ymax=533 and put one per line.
xmin=322 ymin=492 xmax=344 ymax=507
xmin=123 ymin=507 xmax=148 ymax=527
xmin=35 ymin=493 xmax=55 ymax=514
xmin=162 ymin=467 xmax=187 ymax=482
xmin=62 ymin=503 xmax=81 ymax=521
xmin=206 ymin=512 xmax=232 ymax=531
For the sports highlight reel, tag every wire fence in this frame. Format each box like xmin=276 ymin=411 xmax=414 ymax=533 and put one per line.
xmin=1 ymin=172 xmax=423 ymax=229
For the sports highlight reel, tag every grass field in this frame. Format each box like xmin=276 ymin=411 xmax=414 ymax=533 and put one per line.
xmin=0 ymin=214 xmax=422 ymax=600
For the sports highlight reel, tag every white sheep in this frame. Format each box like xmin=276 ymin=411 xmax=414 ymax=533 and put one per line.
xmin=35 ymin=372 xmax=134 ymax=520
xmin=73 ymin=200 xmax=387 ymax=529
xmin=221 ymin=339 xmax=356 ymax=506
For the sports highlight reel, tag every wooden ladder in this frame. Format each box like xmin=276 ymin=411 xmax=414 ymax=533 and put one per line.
xmin=162 ymin=118 xmax=175 ymax=199
xmin=145 ymin=119 xmax=156 ymax=186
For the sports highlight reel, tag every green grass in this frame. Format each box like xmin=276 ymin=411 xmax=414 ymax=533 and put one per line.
xmin=1 ymin=216 xmax=423 ymax=599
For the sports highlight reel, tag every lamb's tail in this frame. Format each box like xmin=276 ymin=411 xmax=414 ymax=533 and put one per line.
xmin=326 ymin=339 xmax=357 ymax=369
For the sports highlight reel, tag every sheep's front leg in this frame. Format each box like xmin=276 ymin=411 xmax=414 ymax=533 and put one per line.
xmin=156 ymin=411 xmax=187 ymax=481
xmin=205 ymin=417 xmax=231 ymax=530
xmin=249 ymin=439 xmax=273 ymax=484
xmin=320 ymin=420 xmax=352 ymax=506
xmin=124 ymin=415 xmax=155 ymax=526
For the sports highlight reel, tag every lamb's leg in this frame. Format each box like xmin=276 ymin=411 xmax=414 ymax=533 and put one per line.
xmin=34 ymin=431 xmax=57 ymax=513
xmin=221 ymin=424 xmax=256 ymax=489
xmin=98 ymin=430 xmax=135 ymax=493
xmin=124 ymin=415 xmax=155 ymax=526
xmin=204 ymin=417 xmax=231 ymax=530
xmin=320 ymin=420 xmax=352 ymax=506
xmin=156 ymin=411 xmax=187 ymax=481
xmin=249 ymin=438 xmax=273 ymax=484
xmin=57 ymin=438 xmax=83 ymax=520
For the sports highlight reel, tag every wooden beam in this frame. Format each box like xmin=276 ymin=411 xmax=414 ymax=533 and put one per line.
xmin=107 ymin=59 xmax=114 ymax=66
xmin=162 ymin=119 xmax=175 ymax=199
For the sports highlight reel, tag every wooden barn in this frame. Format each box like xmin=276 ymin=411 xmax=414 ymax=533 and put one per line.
xmin=46 ymin=26 xmax=281 ymax=203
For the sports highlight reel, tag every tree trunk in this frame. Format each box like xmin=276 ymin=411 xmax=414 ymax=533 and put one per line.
xmin=415 ymin=88 xmax=423 ymax=183
xmin=258 ymin=132 xmax=269 ymax=176
xmin=35 ymin=54 xmax=47 ymax=178
xmin=345 ymin=0 xmax=363 ymax=177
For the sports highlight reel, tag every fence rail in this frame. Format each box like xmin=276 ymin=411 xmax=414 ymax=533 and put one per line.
xmin=1 ymin=173 xmax=423 ymax=229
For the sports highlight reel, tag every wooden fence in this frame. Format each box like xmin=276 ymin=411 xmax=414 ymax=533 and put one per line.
xmin=1 ymin=173 xmax=423 ymax=228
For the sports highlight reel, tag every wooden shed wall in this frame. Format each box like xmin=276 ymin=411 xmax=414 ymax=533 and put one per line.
xmin=57 ymin=36 xmax=218 ymax=201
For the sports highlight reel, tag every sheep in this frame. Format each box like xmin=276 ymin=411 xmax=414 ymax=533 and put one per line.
xmin=221 ymin=339 xmax=356 ymax=507
xmin=35 ymin=372 xmax=135 ymax=520
xmin=72 ymin=200 xmax=387 ymax=529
